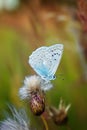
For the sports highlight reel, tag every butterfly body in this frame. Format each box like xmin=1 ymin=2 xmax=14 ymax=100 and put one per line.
xmin=29 ymin=44 xmax=63 ymax=81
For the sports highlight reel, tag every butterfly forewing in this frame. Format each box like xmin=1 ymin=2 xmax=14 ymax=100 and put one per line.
xmin=47 ymin=44 xmax=63 ymax=76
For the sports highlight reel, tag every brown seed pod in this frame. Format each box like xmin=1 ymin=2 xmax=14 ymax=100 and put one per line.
xmin=30 ymin=91 xmax=45 ymax=116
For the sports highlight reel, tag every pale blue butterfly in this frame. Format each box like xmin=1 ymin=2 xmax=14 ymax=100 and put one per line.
xmin=29 ymin=44 xmax=64 ymax=81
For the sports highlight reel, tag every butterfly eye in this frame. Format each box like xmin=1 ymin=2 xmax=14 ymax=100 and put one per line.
xmin=53 ymin=75 xmax=56 ymax=79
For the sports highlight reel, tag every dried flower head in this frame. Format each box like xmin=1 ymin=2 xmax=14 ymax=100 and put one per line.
xmin=0 ymin=106 xmax=30 ymax=130
xmin=48 ymin=99 xmax=71 ymax=126
xmin=19 ymin=75 xmax=53 ymax=116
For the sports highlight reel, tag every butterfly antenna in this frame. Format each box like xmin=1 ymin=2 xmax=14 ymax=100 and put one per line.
xmin=57 ymin=73 xmax=64 ymax=80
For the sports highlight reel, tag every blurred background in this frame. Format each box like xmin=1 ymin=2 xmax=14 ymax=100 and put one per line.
xmin=0 ymin=0 xmax=87 ymax=130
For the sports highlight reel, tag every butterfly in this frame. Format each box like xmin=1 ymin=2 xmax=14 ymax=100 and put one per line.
xmin=29 ymin=44 xmax=64 ymax=81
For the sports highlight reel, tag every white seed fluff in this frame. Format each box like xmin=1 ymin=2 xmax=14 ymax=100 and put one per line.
xmin=19 ymin=75 xmax=53 ymax=100
xmin=0 ymin=106 xmax=30 ymax=130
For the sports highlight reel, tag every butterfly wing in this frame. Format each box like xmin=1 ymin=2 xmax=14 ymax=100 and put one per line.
xmin=29 ymin=44 xmax=63 ymax=80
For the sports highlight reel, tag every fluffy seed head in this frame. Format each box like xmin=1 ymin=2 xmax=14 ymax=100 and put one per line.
xmin=0 ymin=106 xmax=30 ymax=130
xmin=19 ymin=75 xmax=53 ymax=100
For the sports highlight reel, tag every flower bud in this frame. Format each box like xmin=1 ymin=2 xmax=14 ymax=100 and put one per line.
xmin=48 ymin=99 xmax=71 ymax=126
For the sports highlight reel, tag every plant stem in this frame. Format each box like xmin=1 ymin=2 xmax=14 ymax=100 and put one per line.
xmin=41 ymin=115 xmax=49 ymax=130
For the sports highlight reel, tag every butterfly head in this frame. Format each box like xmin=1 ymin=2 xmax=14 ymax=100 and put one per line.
xmin=42 ymin=75 xmax=56 ymax=81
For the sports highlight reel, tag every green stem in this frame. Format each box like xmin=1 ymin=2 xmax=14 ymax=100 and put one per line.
xmin=41 ymin=115 xmax=49 ymax=130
